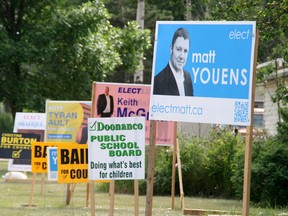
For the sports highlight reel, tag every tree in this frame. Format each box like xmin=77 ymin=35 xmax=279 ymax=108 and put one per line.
xmin=102 ymin=0 xmax=137 ymax=28
xmin=0 ymin=1 xmax=48 ymax=117
xmin=209 ymin=0 xmax=288 ymax=63
xmin=0 ymin=0 xmax=151 ymax=119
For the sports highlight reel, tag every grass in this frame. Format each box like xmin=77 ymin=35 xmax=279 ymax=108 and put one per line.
xmin=0 ymin=160 xmax=287 ymax=216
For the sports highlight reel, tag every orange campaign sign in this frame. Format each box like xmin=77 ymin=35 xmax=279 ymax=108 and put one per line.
xmin=31 ymin=142 xmax=65 ymax=173
xmin=92 ymin=82 xmax=176 ymax=146
xmin=57 ymin=144 xmax=88 ymax=183
xmin=57 ymin=144 xmax=109 ymax=183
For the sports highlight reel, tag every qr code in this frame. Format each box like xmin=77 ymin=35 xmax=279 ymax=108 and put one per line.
xmin=234 ymin=101 xmax=248 ymax=123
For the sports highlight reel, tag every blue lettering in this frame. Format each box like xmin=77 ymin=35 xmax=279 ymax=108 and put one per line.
xmin=118 ymin=87 xmax=141 ymax=94
xmin=117 ymin=107 xmax=128 ymax=117
xmin=117 ymin=107 xmax=149 ymax=120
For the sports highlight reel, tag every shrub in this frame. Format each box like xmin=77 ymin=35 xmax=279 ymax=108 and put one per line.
xmin=232 ymin=137 xmax=288 ymax=207
xmin=0 ymin=112 xmax=13 ymax=132
xmin=96 ymin=129 xmax=288 ymax=208
xmin=252 ymin=138 xmax=288 ymax=207
xmin=205 ymin=130 xmax=243 ymax=198
xmin=177 ymin=134 xmax=209 ymax=197
xmin=153 ymin=146 xmax=173 ymax=195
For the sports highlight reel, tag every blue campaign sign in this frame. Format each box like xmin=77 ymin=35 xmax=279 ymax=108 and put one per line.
xmin=154 ymin=22 xmax=255 ymax=99
xmin=150 ymin=21 xmax=257 ymax=125
xmin=49 ymin=148 xmax=58 ymax=171
xmin=47 ymin=147 xmax=58 ymax=181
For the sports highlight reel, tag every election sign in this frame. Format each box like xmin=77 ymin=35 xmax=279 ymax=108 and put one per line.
xmin=57 ymin=144 xmax=109 ymax=183
xmin=47 ymin=147 xmax=58 ymax=181
xmin=149 ymin=21 xmax=256 ymax=125
xmin=45 ymin=101 xmax=91 ymax=143
xmin=88 ymin=117 xmax=145 ymax=180
xmin=0 ymin=132 xmax=41 ymax=159
xmin=31 ymin=142 xmax=63 ymax=173
xmin=92 ymin=82 xmax=176 ymax=145
xmin=13 ymin=112 xmax=46 ymax=133
xmin=9 ymin=112 xmax=46 ymax=172
xmin=57 ymin=144 xmax=88 ymax=183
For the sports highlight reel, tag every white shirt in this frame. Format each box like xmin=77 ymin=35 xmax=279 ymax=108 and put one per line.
xmin=103 ymin=95 xmax=111 ymax=113
xmin=169 ymin=61 xmax=185 ymax=96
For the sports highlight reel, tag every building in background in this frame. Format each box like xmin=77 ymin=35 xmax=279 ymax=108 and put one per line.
xmin=259 ymin=58 xmax=288 ymax=136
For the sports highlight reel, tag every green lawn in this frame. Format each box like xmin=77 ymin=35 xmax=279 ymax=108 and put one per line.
xmin=0 ymin=160 xmax=287 ymax=216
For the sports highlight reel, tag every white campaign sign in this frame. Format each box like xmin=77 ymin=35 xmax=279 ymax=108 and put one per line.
xmin=9 ymin=112 xmax=46 ymax=172
xmin=88 ymin=117 xmax=145 ymax=180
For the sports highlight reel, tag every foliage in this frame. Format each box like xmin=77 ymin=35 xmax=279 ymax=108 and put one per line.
xmin=177 ymin=135 xmax=209 ymax=196
xmin=210 ymin=0 xmax=288 ymax=63
xmin=0 ymin=112 xmax=13 ymax=132
xmin=105 ymin=21 xmax=151 ymax=83
xmin=277 ymin=107 xmax=288 ymax=143
xmin=256 ymin=64 xmax=274 ymax=83
xmin=271 ymin=75 xmax=288 ymax=105
xmin=0 ymin=0 xmax=151 ymax=117
xmin=95 ymin=129 xmax=288 ymax=207
xmin=253 ymin=138 xmax=288 ymax=207
xmin=232 ymin=137 xmax=288 ymax=207
xmin=29 ymin=1 xmax=120 ymax=105
xmin=230 ymin=139 xmax=245 ymax=200
xmin=102 ymin=0 xmax=137 ymax=28
xmin=205 ymin=130 xmax=242 ymax=198
xmin=153 ymin=146 xmax=173 ymax=195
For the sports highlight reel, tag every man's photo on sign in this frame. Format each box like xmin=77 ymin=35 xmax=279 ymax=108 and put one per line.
xmin=97 ymin=86 xmax=114 ymax=118
xmin=153 ymin=27 xmax=194 ymax=96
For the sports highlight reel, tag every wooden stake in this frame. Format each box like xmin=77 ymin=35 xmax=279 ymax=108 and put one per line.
xmin=145 ymin=120 xmax=157 ymax=216
xmin=176 ymin=138 xmax=185 ymax=211
xmin=41 ymin=173 xmax=45 ymax=195
xmin=90 ymin=181 xmax=95 ymax=216
xmin=29 ymin=173 xmax=36 ymax=207
xmin=90 ymin=82 xmax=97 ymax=216
xmin=171 ymin=123 xmax=177 ymax=209
xmin=86 ymin=183 xmax=89 ymax=207
xmin=109 ymin=180 xmax=115 ymax=216
xmin=66 ymin=183 xmax=71 ymax=205
xmin=134 ymin=180 xmax=139 ymax=216
xmin=242 ymin=30 xmax=259 ymax=216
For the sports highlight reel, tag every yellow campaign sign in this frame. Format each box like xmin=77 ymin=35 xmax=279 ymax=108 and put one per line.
xmin=57 ymin=144 xmax=109 ymax=183
xmin=58 ymin=144 xmax=88 ymax=183
xmin=31 ymin=142 xmax=69 ymax=173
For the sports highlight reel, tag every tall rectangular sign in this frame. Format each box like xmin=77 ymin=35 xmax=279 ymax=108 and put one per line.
xmin=88 ymin=117 xmax=145 ymax=180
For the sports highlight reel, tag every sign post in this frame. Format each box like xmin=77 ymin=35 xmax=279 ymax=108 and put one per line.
xmin=242 ymin=30 xmax=259 ymax=216
xmin=148 ymin=21 xmax=257 ymax=216
xmin=145 ymin=120 xmax=157 ymax=216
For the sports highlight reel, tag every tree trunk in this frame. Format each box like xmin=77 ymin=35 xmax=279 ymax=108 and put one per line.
xmin=186 ymin=0 xmax=191 ymax=20
xmin=134 ymin=0 xmax=145 ymax=83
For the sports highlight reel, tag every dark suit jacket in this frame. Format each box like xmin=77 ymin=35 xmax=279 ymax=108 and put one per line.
xmin=78 ymin=126 xmax=87 ymax=144
xmin=97 ymin=94 xmax=114 ymax=116
xmin=153 ymin=64 xmax=194 ymax=96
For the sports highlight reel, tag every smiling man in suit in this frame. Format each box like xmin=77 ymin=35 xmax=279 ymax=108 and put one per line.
xmin=153 ymin=27 xmax=194 ymax=96
xmin=97 ymin=86 xmax=114 ymax=117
